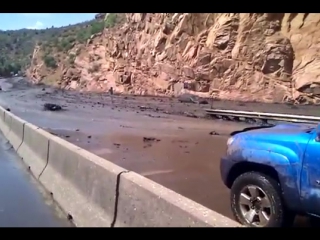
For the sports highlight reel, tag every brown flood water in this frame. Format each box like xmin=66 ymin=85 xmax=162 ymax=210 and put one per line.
xmin=51 ymin=122 xmax=234 ymax=218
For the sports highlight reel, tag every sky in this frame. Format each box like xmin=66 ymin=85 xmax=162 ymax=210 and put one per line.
xmin=0 ymin=13 xmax=98 ymax=31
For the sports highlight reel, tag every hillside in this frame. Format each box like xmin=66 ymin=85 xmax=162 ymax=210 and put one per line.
xmin=4 ymin=13 xmax=320 ymax=104
xmin=0 ymin=15 xmax=105 ymax=76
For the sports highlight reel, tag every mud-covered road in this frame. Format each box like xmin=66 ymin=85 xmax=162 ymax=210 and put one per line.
xmin=0 ymin=77 xmax=317 ymax=227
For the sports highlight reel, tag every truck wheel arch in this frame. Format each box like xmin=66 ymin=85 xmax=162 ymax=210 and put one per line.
xmin=226 ymin=162 xmax=280 ymax=189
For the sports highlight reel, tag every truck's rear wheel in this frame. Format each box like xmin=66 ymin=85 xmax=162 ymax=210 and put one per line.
xmin=230 ymin=171 xmax=295 ymax=227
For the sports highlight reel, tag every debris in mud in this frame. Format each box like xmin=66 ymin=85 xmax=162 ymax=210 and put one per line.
xmin=244 ymin=118 xmax=256 ymax=124
xmin=178 ymin=93 xmax=198 ymax=104
xmin=143 ymin=137 xmax=161 ymax=142
xmin=120 ymin=125 xmax=133 ymax=129
xmin=87 ymin=135 xmax=92 ymax=139
xmin=65 ymin=135 xmax=70 ymax=138
xmin=146 ymin=114 xmax=162 ymax=118
xmin=113 ymin=143 xmax=121 ymax=148
xmin=139 ymin=105 xmax=152 ymax=111
xmin=257 ymin=119 xmax=269 ymax=125
xmin=178 ymin=93 xmax=208 ymax=105
xmin=42 ymin=88 xmax=45 ymax=91
xmin=198 ymin=99 xmax=209 ymax=105
xmin=184 ymin=112 xmax=198 ymax=118
xmin=143 ymin=144 xmax=152 ymax=148
xmin=232 ymin=116 xmax=241 ymax=122
xmin=222 ymin=116 xmax=230 ymax=121
xmin=75 ymin=129 xmax=80 ymax=132
xmin=209 ymin=131 xmax=219 ymax=135
xmin=43 ymin=103 xmax=62 ymax=111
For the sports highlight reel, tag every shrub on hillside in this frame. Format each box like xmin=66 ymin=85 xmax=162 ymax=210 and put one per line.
xmin=43 ymin=55 xmax=57 ymax=69
xmin=59 ymin=39 xmax=73 ymax=52
xmin=76 ymin=30 xmax=91 ymax=43
xmin=68 ymin=53 xmax=76 ymax=64
xmin=90 ymin=22 xmax=105 ymax=35
xmin=105 ymin=14 xmax=117 ymax=28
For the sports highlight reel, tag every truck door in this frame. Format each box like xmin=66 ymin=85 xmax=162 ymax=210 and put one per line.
xmin=300 ymin=131 xmax=320 ymax=216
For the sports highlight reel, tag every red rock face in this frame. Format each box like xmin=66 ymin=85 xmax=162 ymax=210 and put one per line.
xmin=27 ymin=13 xmax=320 ymax=104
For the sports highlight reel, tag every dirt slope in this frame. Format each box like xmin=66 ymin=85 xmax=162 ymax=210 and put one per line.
xmin=27 ymin=13 xmax=320 ymax=104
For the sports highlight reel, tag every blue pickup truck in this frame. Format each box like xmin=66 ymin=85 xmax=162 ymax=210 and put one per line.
xmin=220 ymin=123 xmax=320 ymax=227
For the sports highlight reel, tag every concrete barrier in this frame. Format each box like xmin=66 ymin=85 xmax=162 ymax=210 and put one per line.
xmin=0 ymin=106 xmax=241 ymax=227
xmin=5 ymin=111 xmax=26 ymax=151
xmin=2 ymin=111 xmax=12 ymax=139
xmin=0 ymin=107 xmax=5 ymax=132
xmin=115 ymin=171 xmax=238 ymax=227
xmin=39 ymin=136 xmax=126 ymax=227
xmin=17 ymin=123 xmax=52 ymax=178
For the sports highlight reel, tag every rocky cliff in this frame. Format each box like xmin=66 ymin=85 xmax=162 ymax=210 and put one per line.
xmin=27 ymin=13 xmax=320 ymax=104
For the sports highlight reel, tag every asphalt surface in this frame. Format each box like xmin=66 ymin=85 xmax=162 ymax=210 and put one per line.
xmin=0 ymin=77 xmax=317 ymax=227
xmin=0 ymin=129 xmax=73 ymax=227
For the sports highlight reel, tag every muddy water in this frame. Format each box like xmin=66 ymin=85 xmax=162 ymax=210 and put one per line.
xmin=0 ymin=132 xmax=73 ymax=227
xmin=0 ymin=77 xmax=316 ymax=227
xmin=51 ymin=121 xmax=234 ymax=218
xmin=50 ymin=124 xmax=313 ymax=227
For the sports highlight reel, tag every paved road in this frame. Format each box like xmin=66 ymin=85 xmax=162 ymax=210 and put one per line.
xmin=0 ymin=77 xmax=315 ymax=227
xmin=0 ymin=130 xmax=73 ymax=227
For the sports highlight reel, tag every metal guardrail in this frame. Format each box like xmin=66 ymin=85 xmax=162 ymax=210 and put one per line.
xmin=205 ymin=109 xmax=320 ymax=124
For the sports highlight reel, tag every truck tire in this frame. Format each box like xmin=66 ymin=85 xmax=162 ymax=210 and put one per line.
xmin=230 ymin=171 xmax=295 ymax=227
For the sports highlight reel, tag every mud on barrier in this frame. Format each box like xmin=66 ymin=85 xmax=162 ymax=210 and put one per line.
xmin=0 ymin=106 xmax=241 ymax=227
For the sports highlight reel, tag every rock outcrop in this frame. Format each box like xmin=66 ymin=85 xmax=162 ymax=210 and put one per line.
xmin=27 ymin=13 xmax=320 ymax=104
